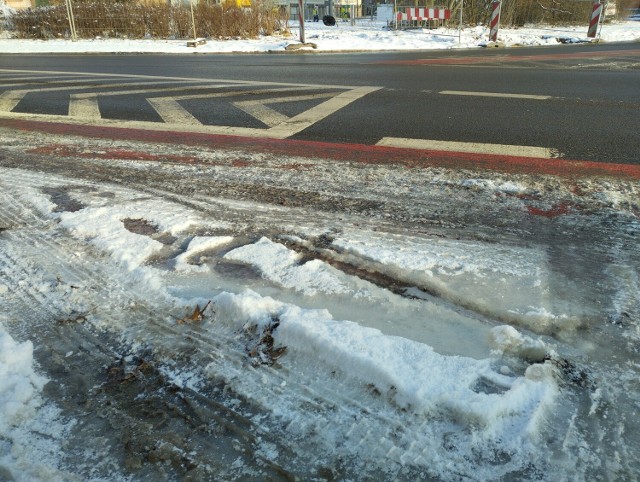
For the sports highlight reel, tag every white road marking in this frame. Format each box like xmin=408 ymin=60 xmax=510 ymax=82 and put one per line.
xmin=0 ymin=90 xmax=26 ymax=112
xmin=376 ymin=137 xmax=559 ymax=158
xmin=146 ymin=97 xmax=202 ymax=126
xmin=0 ymin=76 xmax=95 ymax=88
xmin=233 ymin=101 xmax=288 ymax=128
xmin=0 ymin=68 xmax=361 ymax=90
xmin=233 ymin=93 xmax=334 ymax=128
xmin=70 ymin=82 xmax=237 ymax=99
xmin=439 ymin=90 xmax=552 ymax=100
xmin=68 ymin=93 xmax=100 ymax=119
xmin=0 ymin=70 xmax=381 ymax=139
xmin=267 ymin=86 xmax=381 ymax=138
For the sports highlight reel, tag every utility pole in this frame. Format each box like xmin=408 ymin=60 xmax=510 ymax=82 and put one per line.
xmin=298 ymin=0 xmax=305 ymax=43
xmin=190 ymin=0 xmax=197 ymax=40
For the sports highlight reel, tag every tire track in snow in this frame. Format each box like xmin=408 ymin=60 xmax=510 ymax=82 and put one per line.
xmin=0 ymin=169 xmax=448 ymax=480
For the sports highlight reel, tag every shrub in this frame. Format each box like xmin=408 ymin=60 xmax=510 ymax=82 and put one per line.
xmin=10 ymin=0 xmax=289 ymax=40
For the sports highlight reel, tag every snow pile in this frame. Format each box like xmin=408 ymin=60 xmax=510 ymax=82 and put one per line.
xmin=0 ymin=324 xmax=71 ymax=482
xmin=224 ymin=237 xmax=358 ymax=296
xmin=56 ymin=198 xmax=230 ymax=271
xmin=490 ymin=325 xmax=549 ymax=362
xmin=0 ymin=327 xmax=46 ymax=432
xmin=0 ymin=20 xmax=637 ymax=53
xmin=175 ymin=235 xmax=234 ymax=272
xmin=212 ymin=289 xmax=558 ymax=438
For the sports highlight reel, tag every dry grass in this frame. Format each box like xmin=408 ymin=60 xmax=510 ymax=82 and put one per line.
xmin=11 ymin=0 xmax=289 ymax=40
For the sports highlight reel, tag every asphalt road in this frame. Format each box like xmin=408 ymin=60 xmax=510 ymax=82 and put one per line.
xmin=1 ymin=42 xmax=639 ymax=164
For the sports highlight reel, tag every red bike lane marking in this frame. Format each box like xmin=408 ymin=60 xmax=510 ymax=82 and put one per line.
xmin=2 ymin=117 xmax=639 ymax=180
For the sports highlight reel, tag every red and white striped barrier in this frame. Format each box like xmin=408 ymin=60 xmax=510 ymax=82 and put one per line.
xmin=397 ymin=7 xmax=451 ymax=23
xmin=489 ymin=1 xmax=501 ymax=42
xmin=587 ymin=2 xmax=602 ymax=38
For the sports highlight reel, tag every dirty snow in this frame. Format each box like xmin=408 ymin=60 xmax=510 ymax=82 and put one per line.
xmin=0 ymin=19 xmax=638 ymax=53
xmin=1 ymin=131 xmax=639 ymax=479
xmin=0 ymin=322 xmax=72 ymax=482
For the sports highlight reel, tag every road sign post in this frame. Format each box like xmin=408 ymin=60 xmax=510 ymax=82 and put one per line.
xmin=489 ymin=1 xmax=500 ymax=42
xmin=587 ymin=2 xmax=603 ymax=38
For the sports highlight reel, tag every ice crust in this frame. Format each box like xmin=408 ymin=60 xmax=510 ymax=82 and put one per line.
xmin=0 ymin=324 xmax=71 ymax=482
xmin=213 ymin=290 xmax=558 ymax=437
xmin=224 ymin=237 xmax=355 ymax=296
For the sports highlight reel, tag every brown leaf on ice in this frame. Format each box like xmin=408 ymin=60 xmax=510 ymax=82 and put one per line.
xmin=246 ymin=317 xmax=287 ymax=366
xmin=176 ymin=301 xmax=212 ymax=324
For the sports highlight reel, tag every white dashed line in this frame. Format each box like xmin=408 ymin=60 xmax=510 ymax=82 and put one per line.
xmin=439 ymin=90 xmax=553 ymax=100
xmin=376 ymin=137 xmax=559 ymax=158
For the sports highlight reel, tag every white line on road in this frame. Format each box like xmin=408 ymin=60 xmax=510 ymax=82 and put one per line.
xmin=0 ymin=68 xmax=362 ymax=90
xmin=439 ymin=90 xmax=552 ymax=100
xmin=147 ymin=97 xmax=202 ymax=126
xmin=267 ymin=86 xmax=381 ymax=139
xmin=233 ymin=93 xmax=334 ymax=128
xmin=0 ymin=76 xmax=98 ymax=89
xmin=376 ymin=137 xmax=559 ymax=158
xmin=0 ymin=90 xmax=26 ymax=112
xmin=68 ymin=93 xmax=100 ymax=119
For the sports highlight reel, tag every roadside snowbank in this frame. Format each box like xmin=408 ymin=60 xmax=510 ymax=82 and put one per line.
xmin=0 ymin=20 xmax=637 ymax=53
xmin=0 ymin=323 xmax=70 ymax=482
xmin=213 ymin=289 xmax=558 ymax=441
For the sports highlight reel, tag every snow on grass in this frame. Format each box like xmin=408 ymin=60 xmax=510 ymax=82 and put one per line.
xmin=0 ymin=20 xmax=637 ymax=53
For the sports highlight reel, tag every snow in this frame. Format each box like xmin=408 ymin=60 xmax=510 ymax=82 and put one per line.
xmin=0 ymin=322 xmax=71 ymax=482
xmin=56 ymin=198 xmax=230 ymax=272
xmin=0 ymin=326 xmax=45 ymax=432
xmin=0 ymin=19 xmax=638 ymax=53
xmin=213 ymin=289 xmax=558 ymax=441
xmin=224 ymin=236 xmax=357 ymax=296
xmin=174 ymin=235 xmax=234 ymax=272
xmin=1 ymin=143 xmax=639 ymax=478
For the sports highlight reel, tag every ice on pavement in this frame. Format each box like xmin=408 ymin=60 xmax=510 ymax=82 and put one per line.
xmin=224 ymin=236 xmax=358 ymax=296
xmin=332 ymin=231 xmax=582 ymax=333
xmin=0 ymin=322 xmax=71 ymax=482
xmin=3 ymin=163 xmax=638 ymax=479
xmin=213 ymin=289 xmax=558 ymax=434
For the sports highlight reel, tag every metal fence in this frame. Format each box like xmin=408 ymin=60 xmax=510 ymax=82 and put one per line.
xmin=2 ymin=0 xmax=617 ymax=40
xmin=7 ymin=0 xmax=290 ymax=40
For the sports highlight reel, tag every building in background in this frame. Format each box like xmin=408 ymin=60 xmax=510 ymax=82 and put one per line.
xmin=4 ymin=0 xmax=34 ymax=9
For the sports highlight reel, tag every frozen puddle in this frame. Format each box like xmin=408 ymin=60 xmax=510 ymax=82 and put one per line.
xmin=0 ymin=164 xmax=639 ymax=480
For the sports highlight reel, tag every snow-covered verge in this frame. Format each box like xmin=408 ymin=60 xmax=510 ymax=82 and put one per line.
xmin=0 ymin=130 xmax=639 ymax=479
xmin=0 ymin=19 xmax=638 ymax=53
xmin=0 ymin=322 xmax=74 ymax=482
